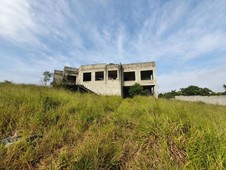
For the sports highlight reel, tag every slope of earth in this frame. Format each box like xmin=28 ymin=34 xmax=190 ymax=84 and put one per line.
xmin=0 ymin=83 xmax=225 ymax=169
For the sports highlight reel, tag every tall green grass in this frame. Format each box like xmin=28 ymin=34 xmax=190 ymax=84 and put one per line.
xmin=0 ymin=83 xmax=225 ymax=169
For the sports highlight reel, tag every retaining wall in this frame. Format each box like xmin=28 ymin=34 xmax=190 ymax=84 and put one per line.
xmin=175 ymin=96 xmax=226 ymax=106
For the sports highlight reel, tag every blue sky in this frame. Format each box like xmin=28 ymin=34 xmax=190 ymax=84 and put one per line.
xmin=0 ymin=0 xmax=226 ymax=92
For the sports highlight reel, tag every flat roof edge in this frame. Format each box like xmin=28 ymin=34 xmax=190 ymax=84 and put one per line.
xmin=80 ymin=61 xmax=155 ymax=67
xmin=122 ymin=61 xmax=155 ymax=65
xmin=80 ymin=63 xmax=107 ymax=67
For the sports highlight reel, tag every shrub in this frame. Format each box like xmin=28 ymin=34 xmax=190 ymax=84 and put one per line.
xmin=128 ymin=83 xmax=148 ymax=97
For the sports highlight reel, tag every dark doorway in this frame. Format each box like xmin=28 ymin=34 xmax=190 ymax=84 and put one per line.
xmin=123 ymin=86 xmax=130 ymax=98
xmin=143 ymin=85 xmax=155 ymax=95
xmin=67 ymin=75 xmax=76 ymax=85
xmin=123 ymin=85 xmax=155 ymax=98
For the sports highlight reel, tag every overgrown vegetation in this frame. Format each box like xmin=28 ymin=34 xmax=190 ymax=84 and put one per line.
xmin=0 ymin=83 xmax=226 ymax=169
xmin=128 ymin=83 xmax=148 ymax=97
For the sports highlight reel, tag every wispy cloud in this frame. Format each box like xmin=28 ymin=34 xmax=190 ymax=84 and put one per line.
xmin=133 ymin=0 xmax=226 ymax=61
xmin=0 ymin=0 xmax=37 ymax=43
xmin=0 ymin=0 xmax=226 ymax=91
xmin=158 ymin=63 xmax=226 ymax=93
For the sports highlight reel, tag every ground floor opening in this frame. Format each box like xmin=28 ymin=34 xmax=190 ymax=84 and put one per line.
xmin=122 ymin=85 xmax=155 ymax=98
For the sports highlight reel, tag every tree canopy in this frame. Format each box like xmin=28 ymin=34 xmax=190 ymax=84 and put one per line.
xmin=223 ymin=84 xmax=226 ymax=94
xmin=42 ymin=71 xmax=52 ymax=86
xmin=159 ymin=85 xmax=215 ymax=99
xmin=180 ymin=85 xmax=213 ymax=96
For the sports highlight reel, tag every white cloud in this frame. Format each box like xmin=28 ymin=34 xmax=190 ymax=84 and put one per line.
xmin=0 ymin=0 xmax=226 ymax=92
xmin=158 ymin=64 xmax=226 ymax=93
xmin=0 ymin=53 xmax=70 ymax=84
xmin=0 ymin=58 xmax=38 ymax=83
xmin=0 ymin=0 xmax=37 ymax=43
xmin=132 ymin=0 xmax=226 ymax=62
xmin=1 ymin=0 xmax=226 ymax=62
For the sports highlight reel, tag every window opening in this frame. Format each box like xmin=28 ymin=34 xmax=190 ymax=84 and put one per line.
xmin=95 ymin=71 xmax=104 ymax=81
xmin=83 ymin=72 xmax=91 ymax=81
xmin=108 ymin=70 xmax=117 ymax=80
xmin=123 ymin=72 xmax=135 ymax=81
xmin=140 ymin=70 xmax=153 ymax=80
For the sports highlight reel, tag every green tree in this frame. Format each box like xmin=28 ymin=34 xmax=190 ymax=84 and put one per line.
xmin=42 ymin=71 xmax=52 ymax=86
xmin=180 ymin=85 xmax=213 ymax=96
xmin=223 ymin=84 xmax=226 ymax=91
xmin=128 ymin=83 xmax=148 ymax=97
xmin=223 ymin=84 xmax=226 ymax=94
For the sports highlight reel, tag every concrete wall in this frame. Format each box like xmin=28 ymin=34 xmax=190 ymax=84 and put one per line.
xmin=77 ymin=64 xmax=122 ymax=96
xmin=64 ymin=66 xmax=78 ymax=75
xmin=122 ymin=63 xmax=156 ymax=85
xmin=53 ymin=70 xmax=63 ymax=84
xmin=175 ymin=96 xmax=226 ymax=106
xmin=122 ymin=62 xmax=157 ymax=97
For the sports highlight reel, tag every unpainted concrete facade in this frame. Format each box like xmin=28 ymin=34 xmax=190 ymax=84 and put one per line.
xmin=175 ymin=96 xmax=226 ymax=106
xmin=53 ymin=62 xmax=158 ymax=97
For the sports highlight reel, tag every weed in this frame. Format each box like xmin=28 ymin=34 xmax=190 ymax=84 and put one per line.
xmin=0 ymin=83 xmax=225 ymax=169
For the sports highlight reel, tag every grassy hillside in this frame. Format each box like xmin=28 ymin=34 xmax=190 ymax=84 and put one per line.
xmin=0 ymin=83 xmax=226 ymax=169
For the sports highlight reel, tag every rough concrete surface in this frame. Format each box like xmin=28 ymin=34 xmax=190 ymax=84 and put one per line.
xmin=53 ymin=62 xmax=158 ymax=97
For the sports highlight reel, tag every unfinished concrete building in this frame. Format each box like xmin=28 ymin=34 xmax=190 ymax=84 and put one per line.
xmin=53 ymin=62 xmax=158 ymax=98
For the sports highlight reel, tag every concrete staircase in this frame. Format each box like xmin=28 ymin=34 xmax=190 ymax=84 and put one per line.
xmin=77 ymin=84 xmax=96 ymax=94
